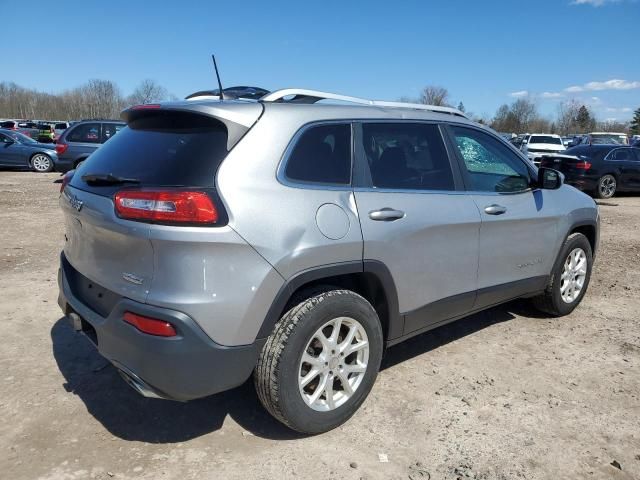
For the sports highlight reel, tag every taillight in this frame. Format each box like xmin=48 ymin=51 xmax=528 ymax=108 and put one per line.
xmin=575 ymin=161 xmax=592 ymax=170
xmin=55 ymin=142 xmax=68 ymax=155
xmin=114 ymin=190 xmax=218 ymax=224
xmin=123 ymin=312 xmax=177 ymax=337
xmin=60 ymin=170 xmax=74 ymax=193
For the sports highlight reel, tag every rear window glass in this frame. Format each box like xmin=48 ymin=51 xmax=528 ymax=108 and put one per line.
xmin=529 ymin=136 xmax=562 ymax=145
xmin=55 ymin=123 xmax=68 ymax=130
xmin=70 ymin=112 xmax=229 ymax=194
xmin=284 ymin=123 xmax=351 ymax=185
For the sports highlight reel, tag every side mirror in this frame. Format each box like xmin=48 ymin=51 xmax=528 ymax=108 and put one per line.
xmin=538 ymin=167 xmax=563 ymax=190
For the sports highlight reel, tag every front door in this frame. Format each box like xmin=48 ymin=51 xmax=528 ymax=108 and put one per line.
xmin=446 ymin=125 xmax=562 ymax=309
xmin=353 ymin=122 xmax=481 ymax=336
xmin=0 ymin=133 xmax=24 ymax=166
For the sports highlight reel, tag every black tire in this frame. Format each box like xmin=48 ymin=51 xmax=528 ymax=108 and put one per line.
xmin=30 ymin=153 xmax=54 ymax=173
xmin=532 ymin=233 xmax=593 ymax=316
xmin=596 ymin=174 xmax=617 ymax=199
xmin=254 ymin=289 xmax=383 ymax=434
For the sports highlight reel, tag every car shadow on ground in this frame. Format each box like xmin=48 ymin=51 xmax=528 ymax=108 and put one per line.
xmin=50 ymin=299 xmax=543 ymax=443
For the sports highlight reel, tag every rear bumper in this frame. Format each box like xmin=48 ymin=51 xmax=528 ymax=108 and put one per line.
xmin=57 ymin=253 xmax=263 ymax=401
xmin=565 ymin=176 xmax=597 ymax=192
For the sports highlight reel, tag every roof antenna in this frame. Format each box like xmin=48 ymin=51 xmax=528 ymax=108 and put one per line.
xmin=211 ymin=54 xmax=226 ymax=100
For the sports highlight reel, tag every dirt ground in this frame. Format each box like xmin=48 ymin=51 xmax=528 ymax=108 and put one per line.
xmin=1 ymin=171 xmax=639 ymax=480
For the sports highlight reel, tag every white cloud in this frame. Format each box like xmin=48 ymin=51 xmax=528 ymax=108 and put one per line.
xmin=540 ymin=92 xmax=564 ymax=98
xmin=571 ymin=0 xmax=622 ymax=6
xmin=564 ymin=79 xmax=640 ymax=92
xmin=509 ymin=90 xmax=529 ymax=98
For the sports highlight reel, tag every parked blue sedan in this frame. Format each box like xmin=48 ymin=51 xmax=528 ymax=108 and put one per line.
xmin=0 ymin=129 xmax=59 ymax=172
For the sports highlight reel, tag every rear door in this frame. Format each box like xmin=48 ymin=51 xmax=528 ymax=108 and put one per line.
xmin=62 ymin=109 xmax=254 ymax=303
xmin=446 ymin=124 xmax=562 ymax=308
xmin=353 ymin=122 xmax=480 ymax=336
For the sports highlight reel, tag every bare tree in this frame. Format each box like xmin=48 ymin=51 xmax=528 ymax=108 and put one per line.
xmin=557 ymin=99 xmax=582 ymax=135
xmin=127 ymin=79 xmax=169 ymax=106
xmin=420 ymin=86 xmax=450 ymax=107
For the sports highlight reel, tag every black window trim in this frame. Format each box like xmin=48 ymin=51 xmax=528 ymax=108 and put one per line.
xmin=277 ymin=120 xmax=354 ymax=190
xmin=442 ymin=122 xmax=538 ymax=196
xmin=352 ymin=119 xmax=465 ymax=193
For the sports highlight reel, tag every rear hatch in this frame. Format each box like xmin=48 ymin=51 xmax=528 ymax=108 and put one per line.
xmin=61 ymin=102 xmax=263 ymax=305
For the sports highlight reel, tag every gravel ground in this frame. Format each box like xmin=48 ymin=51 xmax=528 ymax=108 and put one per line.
xmin=1 ymin=171 xmax=639 ymax=480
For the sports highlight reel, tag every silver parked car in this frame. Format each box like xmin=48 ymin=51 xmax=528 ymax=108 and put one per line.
xmin=58 ymin=89 xmax=599 ymax=433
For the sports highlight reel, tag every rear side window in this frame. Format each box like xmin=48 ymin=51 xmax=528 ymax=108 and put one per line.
xmin=362 ymin=122 xmax=454 ymax=191
xmin=284 ymin=124 xmax=351 ymax=185
xmin=67 ymin=123 xmax=101 ymax=143
xmin=608 ymin=148 xmax=633 ymax=161
xmin=70 ymin=112 xmax=228 ymax=194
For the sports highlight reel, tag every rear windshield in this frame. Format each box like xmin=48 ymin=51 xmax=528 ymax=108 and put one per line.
xmin=69 ymin=111 xmax=229 ymax=195
xmin=529 ymin=136 xmax=562 ymax=145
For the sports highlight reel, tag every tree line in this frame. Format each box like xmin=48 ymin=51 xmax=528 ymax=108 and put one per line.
xmin=409 ymin=86 xmax=635 ymax=135
xmin=0 ymin=79 xmax=174 ymax=121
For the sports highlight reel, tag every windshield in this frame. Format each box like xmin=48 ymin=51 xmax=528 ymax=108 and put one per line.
xmin=529 ymin=136 xmax=562 ymax=145
xmin=7 ymin=131 xmax=36 ymax=143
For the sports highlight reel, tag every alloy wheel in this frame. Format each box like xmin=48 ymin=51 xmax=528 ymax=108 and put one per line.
xmin=560 ymin=247 xmax=587 ymax=303
xmin=298 ymin=316 xmax=369 ymax=412
xmin=599 ymin=176 xmax=616 ymax=198
xmin=31 ymin=154 xmax=51 ymax=172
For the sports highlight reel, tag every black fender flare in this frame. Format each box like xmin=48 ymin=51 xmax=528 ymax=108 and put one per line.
xmin=256 ymin=260 xmax=402 ymax=341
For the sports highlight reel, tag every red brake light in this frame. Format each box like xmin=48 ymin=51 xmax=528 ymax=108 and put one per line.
xmin=575 ymin=161 xmax=592 ymax=170
xmin=123 ymin=312 xmax=177 ymax=337
xmin=131 ymin=104 xmax=161 ymax=110
xmin=114 ymin=190 xmax=218 ymax=224
xmin=55 ymin=143 xmax=68 ymax=155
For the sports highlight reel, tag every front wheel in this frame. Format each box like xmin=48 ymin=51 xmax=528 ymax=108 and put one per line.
xmin=254 ymin=289 xmax=383 ymax=434
xmin=532 ymin=233 xmax=593 ymax=316
xmin=31 ymin=154 xmax=53 ymax=172
xmin=596 ymin=174 xmax=616 ymax=199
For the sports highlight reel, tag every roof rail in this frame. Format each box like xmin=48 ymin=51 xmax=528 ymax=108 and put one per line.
xmin=260 ymin=88 xmax=467 ymax=118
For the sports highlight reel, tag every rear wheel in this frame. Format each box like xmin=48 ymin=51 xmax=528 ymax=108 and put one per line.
xmin=254 ymin=289 xmax=383 ymax=434
xmin=596 ymin=174 xmax=616 ymax=199
xmin=31 ymin=154 xmax=53 ymax=172
xmin=532 ymin=233 xmax=593 ymax=316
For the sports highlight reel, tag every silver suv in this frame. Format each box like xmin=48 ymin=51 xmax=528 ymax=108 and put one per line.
xmin=58 ymin=89 xmax=599 ymax=434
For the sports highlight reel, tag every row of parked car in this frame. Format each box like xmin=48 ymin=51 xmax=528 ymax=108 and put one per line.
xmin=0 ymin=119 xmax=125 ymax=172
xmin=500 ymin=132 xmax=640 ymax=198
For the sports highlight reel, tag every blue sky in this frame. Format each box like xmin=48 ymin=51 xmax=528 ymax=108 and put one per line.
xmin=3 ymin=0 xmax=639 ymax=121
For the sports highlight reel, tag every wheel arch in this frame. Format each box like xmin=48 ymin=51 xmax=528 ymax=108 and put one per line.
xmin=257 ymin=261 xmax=402 ymax=343
xmin=569 ymin=222 xmax=598 ymax=257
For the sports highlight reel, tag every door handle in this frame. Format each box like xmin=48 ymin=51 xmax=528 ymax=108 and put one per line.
xmin=484 ymin=204 xmax=507 ymax=215
xmin=369 ymin=208 xmax=405 ymax=221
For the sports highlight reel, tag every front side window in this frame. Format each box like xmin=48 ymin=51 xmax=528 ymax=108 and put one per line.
xmin=67 ymin=123 xmax=101 ymax=144
xmin=285 ymin=123 xmax=351 ymax=185
xmin=451 ymin=126 xmax=531 ymax=193
xmin=361 ymin=123 xmax=454 ymax=191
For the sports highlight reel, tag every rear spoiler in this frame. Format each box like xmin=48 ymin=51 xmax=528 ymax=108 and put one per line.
xmin=121 ymin=102 xmax=264 ymax=150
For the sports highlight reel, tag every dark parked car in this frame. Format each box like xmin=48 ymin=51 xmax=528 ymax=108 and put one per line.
xmin=55 ymin=120 xmax=125 ymax=172
xmin=0 ymin=120 xmax=19 ymax=130
xmin=540 ymin=144 xmax=640 ymax=198
xmin=0 ymin=129 xmax=59 ymax=172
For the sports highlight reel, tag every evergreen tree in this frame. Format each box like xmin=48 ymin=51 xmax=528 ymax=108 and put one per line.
xmin=576 ymin=105 xmax=594 ymax=132
xmin=630 ymin=107 xmax=640 ymax=136
xmin=457 ymin=102 xmax=466 ymax=113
